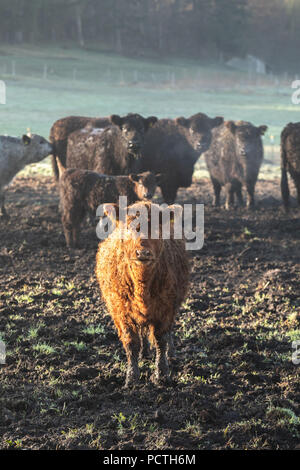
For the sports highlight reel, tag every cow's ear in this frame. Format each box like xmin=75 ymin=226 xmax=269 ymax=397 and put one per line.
xmin=175 ymin=117 xmax=189 ymax=128
xmin=129 ymin=173 xmax=140 ymax=183
xmin=110 ymin=114 xmax=123 ymax=128
xmin=144 ymin=116 xmax=157 ymax=131
xmin=258 ymin=125 xmax=268 ymax=135
xmin=211 ymin=116 xmax=224 ymax=128
xmin=102 ymin=203 xmax=119 ymax=221
xmin=22 ymin=134 xmax=31 ymax=145
xmin=225 ymin=121 xmax=236 ymax=133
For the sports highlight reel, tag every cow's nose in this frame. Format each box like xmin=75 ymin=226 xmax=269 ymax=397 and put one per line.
xmin=136 ymin=249 xmax=151 ymax=259
xmin=197 ymin=139 xmax=209 ymax=150
xmin=128 ymin=140 xmax=141 ymax=150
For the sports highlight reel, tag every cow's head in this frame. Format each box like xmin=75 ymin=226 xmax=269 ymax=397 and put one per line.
xmin=110 ymin=113 xmax=157 ymax=155
xmin=102 ymin=201 xmax=182 ymax=276
xmin=22 ymin=134 xmax=53 ymax=163
xmin=225 ymin=121 xmax=267 ymax=160
xmin=175 ymin=113 xmax=224 ymax=155
xmin=129 ymin=172 xmax=162 ymax=201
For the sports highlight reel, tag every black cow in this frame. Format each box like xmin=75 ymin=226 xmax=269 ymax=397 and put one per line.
xmin=139 ymin=113 xmax=223 ymax=204
xmin=280 ymin=122 xmax=300 ymax=211
xmin=65 ymin=113 xmax=158 ymax=176
xmin=204 ymin=120 xmax=267 ymax=209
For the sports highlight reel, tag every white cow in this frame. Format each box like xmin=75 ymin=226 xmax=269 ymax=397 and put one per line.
xmin=0 ymin=134 xmax=53 ymax=218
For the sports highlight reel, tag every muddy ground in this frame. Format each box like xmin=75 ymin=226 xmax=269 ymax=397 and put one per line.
xmin=0 ymin=175 xmax=299 ymax=450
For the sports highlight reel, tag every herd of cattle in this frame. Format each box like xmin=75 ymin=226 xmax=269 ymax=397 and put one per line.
xmin=0 ymin=112 xmax=300 ymax=385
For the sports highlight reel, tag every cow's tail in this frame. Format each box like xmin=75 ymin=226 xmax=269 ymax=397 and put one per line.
xmin=56 ymin=157 xmax=66 ymax=180
xmin=51 ymin=153 xmax=60 ymax=182
xmin=280 ymin=138 xmax=290 ymax=212
xmin=49 ymin=127 xmax=59 ymax=182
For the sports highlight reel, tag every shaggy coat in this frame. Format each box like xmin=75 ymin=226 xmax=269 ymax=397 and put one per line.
xmin=0 ymin=134 xmax=52 ymax=218
xmin=50 ymin=115 xmax=111 ymax=180
xmin=280 ymin=122 xmax=300 ymax=211
xmin=57 ymin=159 xmax=159 ymax=248
xmin=95 ymin=202 xmax=190 ymax=386
xmin=66 ymin=113 xmax=158 ymax=177
xmin=203 ymin=120 xmax=267 ymax=209
xmin=139 ymin=113 xmax=223 ymax=204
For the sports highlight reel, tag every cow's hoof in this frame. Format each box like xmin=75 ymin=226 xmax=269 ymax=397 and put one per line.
xmin=124 ymin=370 xmax=140 ymax=389
xmin=151 ymin=373 xmax=172 ymax=386
xmin=123 ymin=378 xmax=139 ymax=389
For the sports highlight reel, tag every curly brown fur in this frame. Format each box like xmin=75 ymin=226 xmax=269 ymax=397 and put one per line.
xmin=95 ymin=201 xmax=190 ymax=386
xmin=65 ymin=114 xmax=158 ymax=177
xmin=50 ymin=115 xmax=111 ymax=180
xmin=57 ymin=160 xmax=159 ymax=248
xmin=280 ymin=122 xmax=300 ymax=211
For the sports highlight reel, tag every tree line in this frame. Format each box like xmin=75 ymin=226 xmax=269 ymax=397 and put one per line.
xmin=0 ymin=0 xmax=300 ymax=71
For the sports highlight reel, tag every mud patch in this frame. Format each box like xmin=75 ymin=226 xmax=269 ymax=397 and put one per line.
xmin=0 ymin=175 xmax=299 ymax=450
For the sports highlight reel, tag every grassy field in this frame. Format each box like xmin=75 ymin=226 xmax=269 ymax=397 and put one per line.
xmin=0 ymin=44 xmax=299 ymax=179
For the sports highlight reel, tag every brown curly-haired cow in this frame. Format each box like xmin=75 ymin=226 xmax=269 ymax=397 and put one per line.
xmin=66 ymin=113 xmax=158 ymax=177
xmin=95 ymin=201 xmax=190 ymax=387
xmin=50 ymin=115 xmax=111 ymax=180
xmin=280 ymin=122 xmax=300 ymax=211
xmin=57 ymin=158 xmax=159 ymax=248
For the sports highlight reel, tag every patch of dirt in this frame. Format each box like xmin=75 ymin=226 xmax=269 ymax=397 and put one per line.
xmin=0 ymin=175 xmax=299 ymax=450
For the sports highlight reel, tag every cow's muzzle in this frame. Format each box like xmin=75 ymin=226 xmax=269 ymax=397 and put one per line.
xmin=128 ymin=140 xmax=142 ymax=152
xmin=197 ymin=140 xmax=210 ymax=152
xmin=134 ymin=248 xmax=154 ymax=263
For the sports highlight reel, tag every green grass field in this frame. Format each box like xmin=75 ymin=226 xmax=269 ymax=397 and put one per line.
xmin=0 ymin=44 xmax=298 ymax=179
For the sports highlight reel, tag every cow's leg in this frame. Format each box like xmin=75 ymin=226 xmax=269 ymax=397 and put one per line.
xmin=121 ymin=328 xmax=141 ymax=387
xmin=225 ymin=183 xmax=235 ymax=210
xmin=211 ymin=178 xmax=221 ymax=207
xmin=139 ymin=328 xmax=151 ymax=359
xmin=0 ymin=192 xmax=9 ymax=220
xmin=152 ymin=328 xmax=170 ymax=383
xmin=160 ymin=183 xmax=178 ymax=205
xmin=62 ymin=205 xmax=84 ymax=248
xmin=62 ymin=218 xmax=80 ymax=248
xmin=166 ymin=329 xmax=175 ymax=361
xmin=72 ymin=226 xmax=80 ymax=248
xmin=236 ymin=183 xmax=244 ymax=207
xmin=63 ymin=224 xmax=73 ymax=248
xmin=295 ymin=179 xmax=300 ymax=207
xmin=246 ymin=181 xmax=256 ymax=208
